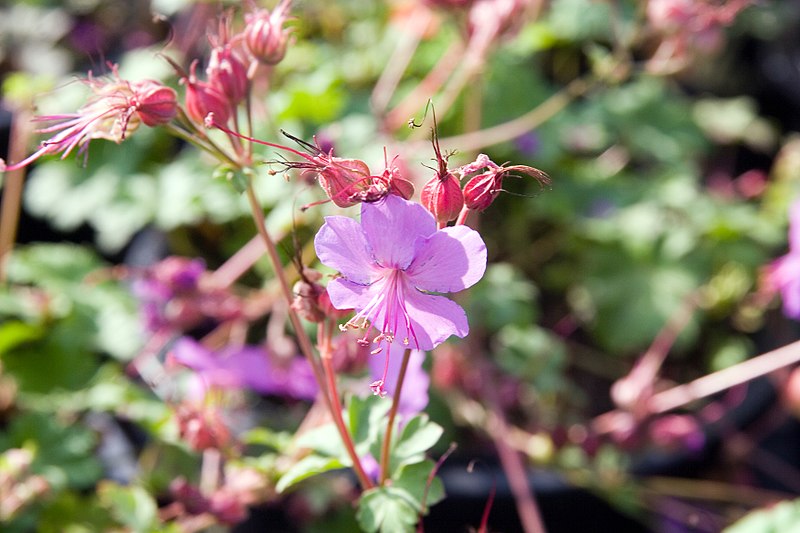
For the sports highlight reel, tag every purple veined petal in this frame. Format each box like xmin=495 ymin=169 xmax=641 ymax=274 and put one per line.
xmin=769 ymin=254 xmax=800 ymax=320
xmin=401 ymin=290 xmax=469 ymax=350
xmin=326 ymin=277 xmax=377 ymax=312
xmin=368 ymin=347 xmax=429 ymax=418
xmin=406 ymin=225 xmax=487 ymax=293
xmin=315 ymin=216 xmax=380 ymax=284
xmin=361 ymin=194 xmax=437 ymax=270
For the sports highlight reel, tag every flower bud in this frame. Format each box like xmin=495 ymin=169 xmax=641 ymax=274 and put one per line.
xmin=207 ymin=45 xmax=249 ymax=105
xmin=317 ymin=156 xmax=372 ymax=208
xmin=244 ymin=0 xmax=292 ymax=65
xmin=132 ymin=80 xmax=178 ymax=127
xmin=421 ymin=172 xmax=464 ymax=224
xmin=182 ymin=61 xmax=231 ymax=126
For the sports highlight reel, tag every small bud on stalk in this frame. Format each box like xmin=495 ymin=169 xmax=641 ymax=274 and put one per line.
xmin=244 ymin=0 xmax=293 ymax=65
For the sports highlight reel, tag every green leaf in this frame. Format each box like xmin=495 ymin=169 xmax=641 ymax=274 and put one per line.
xmin=295 ymin=423 xmax=349 ymax=461
xmin=356 ymin=487 xmax=420 ymax=533
xmin=0 ymin=320 xmax=43 ymax=355
xmin=390 ymin=415 xmax=443 ymax=473
xmin=276 ymin=455 xmax=345 ymax=493
xmin=348 ymin=394 xmax=392 ymax=455
xmin=393 ymin=460 xmax=445 ymax=511
xmin=97 ymin=482 xmax=159 ymax=533
xmin=6 ymin=244 xmax=102 ymax=291
xmin=724 ymin=498 xmax=800 ymax=532
xmin=0 ymin=412 xmax=103 ymax=491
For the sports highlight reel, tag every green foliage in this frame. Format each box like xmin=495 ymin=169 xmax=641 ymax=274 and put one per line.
xmin=357 ymin=487 xmax=421 ymax=533
xmin=725 ymin=499 xmax=800 ymax=533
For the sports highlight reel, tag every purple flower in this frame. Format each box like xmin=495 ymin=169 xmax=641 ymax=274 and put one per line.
xmin=767 ymin=201 xmax=800 ymax=319
xmin=314 ymin=194 xmax=486 ymax=394
xmin=368 ymin=346 xmax=430 ymax=418
xmin=170 ymin=337 xmax=317 ymax=400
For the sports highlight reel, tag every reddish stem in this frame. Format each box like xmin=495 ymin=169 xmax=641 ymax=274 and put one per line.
xmin=379 ymin=348 xmax=413 ymax=485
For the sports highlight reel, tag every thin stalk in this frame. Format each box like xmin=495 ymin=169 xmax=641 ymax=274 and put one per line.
xmin=434 ymin=77 xmax=594 ymax=153
xmin=379 ymin=348 xmax=413 ymax=485
xmin=0 ymin=109 xmax=31 ymax=284
xmin=481 ymin=367 xmax=547 ymax=533
xmin=244 ymin=180 xmax=372 ymax=490
xmin=243 ymin=180 xmax=327 ymax=396
xmin=371 ymin=6 xmax=431 ymax=115
xmin=319 ymin=327 xmax=375 ymax=490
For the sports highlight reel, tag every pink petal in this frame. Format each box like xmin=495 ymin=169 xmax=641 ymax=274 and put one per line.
xmin=401 ymin=289 xmax=469 ymax=350
xmin=326 ymin=277 xmax=375 ymax=311
xmin=406 ymin=225 xmax=487 ymax=293
xmin=315 ymin=216 xmax=380 ymax=284
xmin=361 ymin=195 xmax=436 ymax=269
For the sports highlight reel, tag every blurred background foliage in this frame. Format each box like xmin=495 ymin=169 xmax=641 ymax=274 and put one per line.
xmin=3 ymin=0 xmax=800 ymax=531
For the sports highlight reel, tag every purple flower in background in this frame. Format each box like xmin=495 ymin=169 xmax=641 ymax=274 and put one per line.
xmin=368 ymin=346 xmax=429 ymax=417
xmin=314 ymin=194 xmax=486 ymax=395
xmin=132 ymin=257 xmax=206 ymax=332
xmin=766 ymin=201 xmax=800 ymax=319
xmin=170 ymin=337 xmax=317 ymax=400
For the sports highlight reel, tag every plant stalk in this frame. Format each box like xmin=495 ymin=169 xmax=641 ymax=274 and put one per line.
xmin=379 ymin=348 xmax=413 ymax=485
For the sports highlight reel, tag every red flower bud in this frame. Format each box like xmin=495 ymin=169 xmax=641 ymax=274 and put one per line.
xmin=182 ymin=61 xmax=231 ymax=126
xmin=462 ymin=158 xmax=550 ymax=212
xmin=421 ymin=172 xmax=464 ymax=224
xmin=207 ymin=45 xmax=249 ymax=105
xmin=132 ymin=80 xmax=178 ymax=127
xmin=317 ymin=157 xmax=372 ymax=208
xmin=244 ymin=0 xmax=293 ymax=65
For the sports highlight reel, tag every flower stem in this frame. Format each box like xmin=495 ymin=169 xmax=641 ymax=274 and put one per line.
xmin=0 ymin=109 xmax=32 ymax=284
xmin=244 ymin=180 xmax=324 ymax=385
xmin=481 ymin=366 xmax=547 ymax=533
xmin=379 ymin=348 xmax=413 ymax=486
xmin=318 ymin=330 xmax=375 ymax=490
xmin=244 ymin=180 xmax=372 ymax=490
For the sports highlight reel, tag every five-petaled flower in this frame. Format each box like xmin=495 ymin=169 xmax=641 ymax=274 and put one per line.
xmin=314 ymin=194 xmax=486 ymax=396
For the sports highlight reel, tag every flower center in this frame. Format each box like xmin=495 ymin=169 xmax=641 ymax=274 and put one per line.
xmin=338 ymin=268 xmax=420 ymax=397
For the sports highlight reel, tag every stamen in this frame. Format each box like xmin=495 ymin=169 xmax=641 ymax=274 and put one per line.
xmin=370 ymin=380 xmax=387 ymax=398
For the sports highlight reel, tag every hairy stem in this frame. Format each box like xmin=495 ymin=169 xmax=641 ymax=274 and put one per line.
xmin=379 ymin=348 xmax=413 ymax=485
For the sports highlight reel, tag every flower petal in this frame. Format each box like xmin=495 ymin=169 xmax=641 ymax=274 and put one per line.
xmin=406 ymin=225 xmax=487 ymax=293
xmin=315 ymin=215 xmax=379 ymax=284
xmin=401 ymin=289 xmax=469 ymax=350
xmin=361 ymin=194 xmax=436 ymax=269
xmin=326 ymin=277 xmax=375 ymax=311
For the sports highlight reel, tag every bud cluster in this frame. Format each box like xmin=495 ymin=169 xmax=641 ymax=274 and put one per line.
xmin=420 ymin=149 xmax=550 ymax=225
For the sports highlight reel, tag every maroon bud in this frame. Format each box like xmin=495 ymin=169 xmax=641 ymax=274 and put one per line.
xmin=244 ymin=0 xmax=293 ymax=65
xmin=421 ymin=172 xmax=464 ymax=224
xmin=207 ymin=45 xmax=249 ymax=105
xmin=132 ymin=80 xmax=177 ymax=127
xmin=462 ymin=160 xmax=550 ymax=212
xmin=175 ymin=404 xmax=231 ymax=451
xmin=182 ymin=61 xmax=231 ymax=126
xmin=317 ymin=157 xmax=372 ymax=208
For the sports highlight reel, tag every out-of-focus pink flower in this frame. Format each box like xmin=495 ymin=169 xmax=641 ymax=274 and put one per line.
xmin=244 ymin=0 xmax=293 ymax=65
xmin=170 ymin=337 xmax=318 ymax=400
xmin=765 ymin=201 xmax=800 ymax=320
xmin=1 ymin=66 xmax=177 ymax=172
